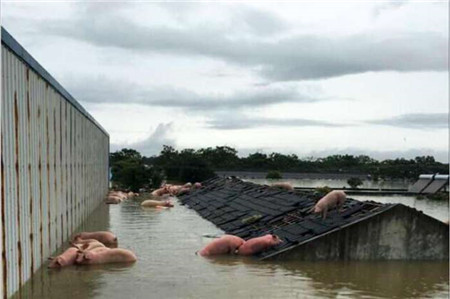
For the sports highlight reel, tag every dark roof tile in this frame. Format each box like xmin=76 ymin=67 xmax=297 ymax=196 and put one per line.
xmin=178 ymin=177 xmax=393 ymax=259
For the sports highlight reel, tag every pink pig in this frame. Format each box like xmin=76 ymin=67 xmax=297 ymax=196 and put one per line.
xmin=311 ymin=190 xmax=346 ymax=219
xmin=141 ymin=199 xmax=174 ymax=208
xmin=197 ymin=235 xmax=245 ymax=256
xmin=105 ymin=195 xmax=122 ymax=204
xmin=72 ymin=231 xmax=118 ymax=247
xmin=151 ymin=185 xmax=171 ymax=197
xmin=270 ymin=182 xmax=294 ymax=191
xmin=48 ymin=247 xmax=79 ymax=268
xmin=237 ymin=234 xmax=282 ymax=256
xmin=76 ymin=248 xmax=137 ymax=265
xmin=75 ymin=247 xmax=110 ymax=264
xmin=72 ymin=239 xmax=106 ymax=252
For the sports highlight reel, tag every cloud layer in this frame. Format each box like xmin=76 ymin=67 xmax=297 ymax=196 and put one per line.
xmin=40 ymin=6 xmax=447 ymax=81
xmin=66 ymin=76 xmax=326 ymax=109
xmin=367 ymin=113 xmax=448 ymax=129
xmin=206 ymin=114 xmax=350 ymax=130
xmin=111 ymin=123 xmax=175 ymax=156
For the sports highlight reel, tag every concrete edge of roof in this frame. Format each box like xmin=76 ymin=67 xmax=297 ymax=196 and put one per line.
xmin=260 ymin=203 xmax=400 ymax=260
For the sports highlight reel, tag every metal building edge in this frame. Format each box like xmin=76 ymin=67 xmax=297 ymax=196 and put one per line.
xmin=1 ymin=28 xmax=110 ymax=298
xmin=1 ymin=27 xmax=109 ymax=137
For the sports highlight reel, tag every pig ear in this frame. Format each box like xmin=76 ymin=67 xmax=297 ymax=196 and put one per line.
xmin=71 ymin=242 xmax=82 ymax=250
xmin=56 ymin=259 xmax=63 ymax=267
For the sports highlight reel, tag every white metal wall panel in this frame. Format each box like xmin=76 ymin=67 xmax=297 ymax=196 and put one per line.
xmin=1 ymin=36 xmax=109 ymax=298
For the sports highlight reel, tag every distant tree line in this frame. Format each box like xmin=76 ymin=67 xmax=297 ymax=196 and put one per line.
xmin=110 ymin=145 xmax=449 ymax=191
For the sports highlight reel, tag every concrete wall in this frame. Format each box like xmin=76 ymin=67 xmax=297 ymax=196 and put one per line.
xmin=1 ymin=29 xmax=109 ymax=298
xmin=270 ymin=204 xmax=449 ymax=261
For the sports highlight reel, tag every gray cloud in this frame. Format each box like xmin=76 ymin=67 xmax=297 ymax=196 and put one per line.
xmin=38 ymin=8 xmax=447 ymax=81
xmin=366 ymin=113 xmax=448 ymax=129
xmin=157 ymin=3 xmax=288 ymax=36
xmin=111 ymin=123 xmax=175 ymax=156
xmin=373 ymin=1 xmax=409 ymax=18
xmin=230 ymin=6 xmax=288 ymax=36
xmin=65 ymin=75 xmax=325 ymax=109
xmin=206 ymin=114 xmax=350 ymax=130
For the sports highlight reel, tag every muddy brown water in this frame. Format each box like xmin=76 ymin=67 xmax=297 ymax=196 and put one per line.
xmin=13 ymin=185 xmax=449 ymax=299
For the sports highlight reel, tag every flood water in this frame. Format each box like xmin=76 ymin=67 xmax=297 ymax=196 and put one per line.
xmin=247 ymin=178 xmax=449 ymax=222
xmin=13 ymin=179 xmax=449 ymax=299
xmin=246 ymin=178 xmax=413 ymax=190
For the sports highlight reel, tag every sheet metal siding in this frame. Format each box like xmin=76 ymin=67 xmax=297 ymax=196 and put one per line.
xmin=1 ymin=45 xmax=109 ymax=298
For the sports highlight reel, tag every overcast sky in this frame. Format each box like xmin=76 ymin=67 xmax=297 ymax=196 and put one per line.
xmin=2 ymin=1 xmax=448 ymax=162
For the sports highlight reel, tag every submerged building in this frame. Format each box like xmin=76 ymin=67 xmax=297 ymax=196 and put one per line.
xmin=179 ymin=177 xmax=448 ymax=261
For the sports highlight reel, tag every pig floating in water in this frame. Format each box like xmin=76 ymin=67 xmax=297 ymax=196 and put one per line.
xmin=270 ymin=182 xmax=293 ymax=191
xmin=197 ymin=235 xmax=245 ymax=256
xmin=127 ymin=191 xmax=138 ymax=198
xmin=151 ymin=185 xmax=171 ymax=197
xmin=48 ymin=247 xmax=79 ymax=268
xmin=311 ymin=190 xmax=346 ymax=219
xmin=237 ymin=234 xmax=282 ymax=256
xmin=105 ymin=195 xmax=123 ymax=204
xmin=76 ymin=248 xmax=137 ymax=265
xmin=72 ymin=239 xmax=106 ymax=252
xmin=141 ymin=199 xmax=174 ymax=208
xmin=73 ymin=231 xmax=118 ymax=247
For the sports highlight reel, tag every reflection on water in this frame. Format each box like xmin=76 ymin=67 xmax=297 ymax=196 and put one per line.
xmin=354 ymin=195 xmax=449 ymax=222
xmin=246 ymin=178 xmax=412 ymax=189
xmin=13 ymin=192 xmax=449 ymax=299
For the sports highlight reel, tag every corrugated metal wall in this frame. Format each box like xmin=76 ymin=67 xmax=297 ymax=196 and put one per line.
xmin=1 ymin=30 xmax=109 ymax=298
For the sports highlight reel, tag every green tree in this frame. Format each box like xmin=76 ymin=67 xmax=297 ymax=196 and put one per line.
xmin=197 ymin=146 xmax=239 ymax=169
xmin=266 ymin=170 xmax=282 ymax=179
xmin=110 ymin=148 xmax=163 ymax=191
xmin=268 ymin=153 xmax=298 ymax=170
xmin=153 ymin=145 xmax=216 ymax=182
xmin=347 ymin=177 xmax=363 ymax=189
xmin=242 ymin=152 xmax=269 ymax=170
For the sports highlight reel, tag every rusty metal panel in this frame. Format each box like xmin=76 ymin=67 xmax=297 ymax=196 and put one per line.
xmin=1 ymin=40 xmax=4 ymax=299
xmin=1 ymin=31 xmax=109 ymax=298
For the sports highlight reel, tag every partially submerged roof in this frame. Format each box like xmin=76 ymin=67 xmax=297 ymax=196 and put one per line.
xmin=179 ymin=177 xmax=396 ymax=259
xmin=421 ymin=174 xmax=449 ymax=194
xmin=409 ymin=174 xmax=449 ymax=194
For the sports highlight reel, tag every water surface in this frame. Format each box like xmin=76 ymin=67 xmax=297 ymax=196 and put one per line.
xmin=13 ymin=183 xmax=449 ymax=299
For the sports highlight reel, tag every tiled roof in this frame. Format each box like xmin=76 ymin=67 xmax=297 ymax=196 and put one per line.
xmin=179 ymin=177 xmax=394 ymax=259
